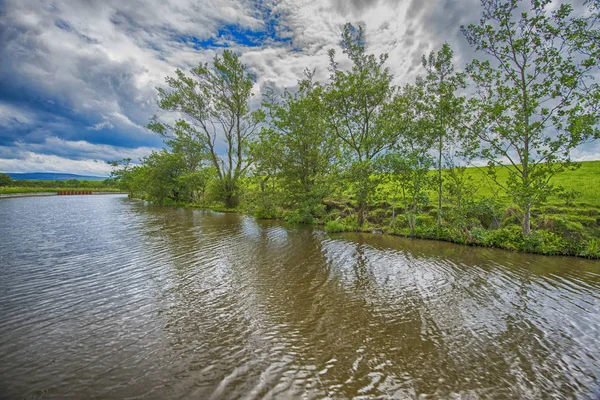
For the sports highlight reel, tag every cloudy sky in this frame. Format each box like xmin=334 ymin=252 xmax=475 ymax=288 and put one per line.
xmin=0 ymin=0 xmax=597 ymax=176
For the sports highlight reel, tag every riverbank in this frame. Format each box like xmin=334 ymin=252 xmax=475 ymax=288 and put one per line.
xmin=2 ymin=193 xmax=598 ymax=399
xmin=127 ymin=196 xmax=600 ymax=260
xmin=0 ymin=192 xmax=127 ymax=199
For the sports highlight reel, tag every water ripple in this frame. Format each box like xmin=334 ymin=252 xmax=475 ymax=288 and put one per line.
xmin=0 ymin=195 xmax=599 ymax=399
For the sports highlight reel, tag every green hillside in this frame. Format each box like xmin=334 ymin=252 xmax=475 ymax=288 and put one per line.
xmin=463 ymin=160 xmax=600 ymax=206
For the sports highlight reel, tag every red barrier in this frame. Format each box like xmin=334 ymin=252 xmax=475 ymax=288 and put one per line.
xmin=57 ymin=190 xmax=94 ymax=195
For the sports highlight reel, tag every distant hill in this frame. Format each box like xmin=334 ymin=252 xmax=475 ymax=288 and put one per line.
xmin=5 ymin=172 xmax=108 ymax=181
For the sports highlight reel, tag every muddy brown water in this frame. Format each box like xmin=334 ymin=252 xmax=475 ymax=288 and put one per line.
xmin=1 ymin=194 xmax=599 ymax=399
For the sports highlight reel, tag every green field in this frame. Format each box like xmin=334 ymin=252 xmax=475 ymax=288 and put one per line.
xmin=461 ymin=160 xmax=600 ymax=206
xmin=0 ymin=186 xmax=122 ymax=195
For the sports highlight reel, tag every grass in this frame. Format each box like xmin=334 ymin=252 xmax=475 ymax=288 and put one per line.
xmin=0 ymin=186 xmax=122 ymax=194
xmin=460 ymin=160 xmax=600 ymax=206
xmin=329 ymin=161 xmax=600 ymax=257
xmin=376 ymin=160 xmax=600 ymax=206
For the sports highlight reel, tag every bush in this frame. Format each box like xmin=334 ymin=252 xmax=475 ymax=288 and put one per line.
xmin=415 ymin=215 xmax=435 ymax=226
xmin=0 ymin=173 xmax=13 ymax=187
xmin=370 ymin=208 xmax=387 ymax=224
xmin=481 ymin=225 xmax=523 ymax=250
xmin=502 ymin=205 xmax=522 ymax=227
xmin=254 ymin=205 xmax=281 ymax=219
xmin=578 ymin=239 xmax=600 ymax=258
xmin=521 ymin=230 xmax=564 ymax=255
xmin=285 ymin=208 xmax=316 ymax=224
xmin=325 ymin=220 xmax=350 ymax=233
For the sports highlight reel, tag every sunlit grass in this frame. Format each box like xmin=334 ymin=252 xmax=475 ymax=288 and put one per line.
xmin=378 ymin=160 xmax=600 ymax=207
xmin=0 ymin=186 xmax=122 ymax=194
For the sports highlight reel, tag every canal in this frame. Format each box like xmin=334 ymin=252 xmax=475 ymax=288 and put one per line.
xmin=1 ymin=194 xmax=599 ymax=398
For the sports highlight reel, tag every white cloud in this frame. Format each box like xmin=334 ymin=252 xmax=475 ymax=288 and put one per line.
xmin=0 ymin=0 xmax=597 ymax=176
xmin=0 ymin=152 xmax=114 ymax=176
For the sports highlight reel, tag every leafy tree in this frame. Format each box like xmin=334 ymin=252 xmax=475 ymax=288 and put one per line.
xmin=139 ymin=150 xmax=187 ymax=203
xmin=176 ymin=168 xmax=217 ymax=203
xmin=108 ymin=158 xmax=134 ymax=192
xmin=378 ymin=83 xmax=436 ymax=234
xmin=461 ymin=0 xmax=600 ymax=235
xmin=149 ymin=50 xmax=262 ymax=208
xmin=324 ymin=23 xmax=397 ymax=226
xmin=0 ymin=173 xmax=13 ymax=187
xmin=256 ymin=71 xmax=337 ymax=222
xmin=420 ymin=43 xmax=466 ymax=228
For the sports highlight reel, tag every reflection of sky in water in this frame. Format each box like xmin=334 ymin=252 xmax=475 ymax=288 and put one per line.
xmin=0 ymin=195 xmax=599 ymax=399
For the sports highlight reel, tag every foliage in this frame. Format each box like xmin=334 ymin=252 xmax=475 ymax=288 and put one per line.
xmin=324 ymin=23 xmax=399 ymax=226
xmin=420 ymin=43 xmax=466 ymax=227
xmin=109 ymin=7 xmax=600 ymax=259
xmin=0 ymin=173 xmax=13 ymax=187
xmin=461 ymin=0 xmax=600 ymax=235
xmin=256 ymin=71 xmax=337 ymax=220
xmin=148 ymin=50 xmax=262 ymax=207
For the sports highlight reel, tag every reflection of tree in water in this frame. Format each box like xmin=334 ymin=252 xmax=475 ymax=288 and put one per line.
xmin=473 ymin=267 xmax=599 ymax=398
xmin=133 ymin=205 xmax=273 ymax=397
xmin=243 ymin=228 xmax=470 ymax=398
xmin=128 ymin=202 xmax=600 ymax=398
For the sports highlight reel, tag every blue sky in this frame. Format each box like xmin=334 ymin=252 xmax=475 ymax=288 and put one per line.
xmin=0 ymin=0 xmax=597 ymax=176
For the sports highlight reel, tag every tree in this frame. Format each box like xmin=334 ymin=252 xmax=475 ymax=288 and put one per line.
xmin=420 ymin=43 xmax=466 ymax=228
xmin=256 ymin=71 xmax=337 ymax=222
xmin=0 ymin=173 xmax=13 ymax=187
xmin=324 ymin=23 xmax=397 ymax=226
xmin=149 ymin=50 xmax=262 ymax=208
xmin=461 ymin=0 xmax=600 ymax=236
xmin=383 ymin=83 xmax=436 ymax=235
xmin=108 ymin=158 xmax=134 ymax=192
xmin=140 ymin=150 xmax=187 ymax=203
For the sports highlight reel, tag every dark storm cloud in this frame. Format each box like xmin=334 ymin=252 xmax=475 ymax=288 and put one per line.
xmin=0 ymin=0 xmax=597 ymax=174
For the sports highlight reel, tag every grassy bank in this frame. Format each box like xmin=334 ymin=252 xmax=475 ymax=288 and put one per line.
xmin=313 ymin=162 xmax=600 ymax=258
xmin=146 ymin=192 xmax=600 ymax=259
xmin=458 ymin=161 xmax=600 ymax=206
xmin=72 ymin=161 xmax=600 ymax=259
xmin=0 ymin=186 xmax=123 ymax=194
xmin=237 ymin=161 xmax=600 ymax=259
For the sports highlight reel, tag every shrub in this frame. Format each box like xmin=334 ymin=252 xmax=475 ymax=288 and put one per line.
xmin=415 ymin=215 xmax=435 ymax=226
xmin=502 ymin=205 xmax=522 ymax=227
xmin=285 ymin=208 xmax=316 ymax=225
xmin=482 ymin=225 xmax=523 ymax=250
xmin=325 ymin=220 xmax=350 ymax=233
xmin=578 ymin=239 xmax=600 ymax=258
xmin=521 ymin=230 xmax=564 ymax=255
xmin=370 ymin=208 xmax=388 ymax=224
xmin=464 ymin=197 xmax=504 ymax=228
xmin=254 ymin=206 xmax=280 ymax=219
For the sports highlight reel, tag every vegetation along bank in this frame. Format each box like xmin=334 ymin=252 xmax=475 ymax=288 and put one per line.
xmin=107 ymin=0 xmax=599 ymax=258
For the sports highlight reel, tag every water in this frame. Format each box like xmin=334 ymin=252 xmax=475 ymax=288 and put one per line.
xmin=1 ymin=194 xmax=599 ymax=399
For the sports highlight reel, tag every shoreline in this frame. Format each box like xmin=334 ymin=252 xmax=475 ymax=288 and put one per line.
xmin=141 ymin=200 xmax=600 ymax=260
xmin=0 ymin=192 xmax=127 ymax=199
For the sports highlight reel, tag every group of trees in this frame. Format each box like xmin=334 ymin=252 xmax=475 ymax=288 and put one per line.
xmin=0 ymin=173 xmax=119 ymax=189
xmin=113 ymin=0 xmax=599 ymax=238
xmin=0 ymin=173 xmax=12 ymax=187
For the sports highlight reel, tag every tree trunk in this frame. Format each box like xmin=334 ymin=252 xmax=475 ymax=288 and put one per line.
xmin=357 ymin=202 xmax=365 ymax=227
xmin=523 ymin=203 xmax=531 ymax=236
xmin=437 ymin=135 xmax=443 ymax=228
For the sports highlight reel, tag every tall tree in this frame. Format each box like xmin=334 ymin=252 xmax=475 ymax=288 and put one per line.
xmin=420 ymin=43 xmax=466 ymax=229
xmin=149 ymin=50 xmax=262 ymax=208
xmin=0 ymin=173 xmax=13 ymax=187
xmin=461 ymin=0 xmax=600 ymax=236
xmin=256 ymin=71 xmax=336 ymax=222
xmin=324 ymin=23 xmax=397 ymax=226
xmin=384 ymin=83 xmax=436 ymax=234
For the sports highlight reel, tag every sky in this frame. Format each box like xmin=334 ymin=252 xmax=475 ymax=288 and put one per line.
xmin=0 ymin=0 xmax=597 ymax=176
